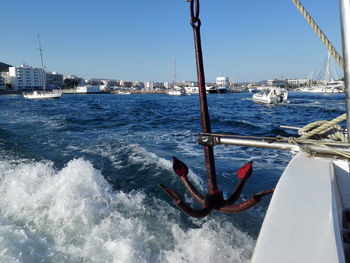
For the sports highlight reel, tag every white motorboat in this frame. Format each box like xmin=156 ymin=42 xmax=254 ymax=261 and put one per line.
xmin=167 ymin=89 xmax=185 ymax=96
xmin=252 ymin=87 xmax=288 ymax=104
xmin=184 ymin=86 xmax=199 ymax=95
xmin=23 ymin=89 xmax=62 ymax=99
xmin=206 ymin=85 xmax=230 ymax=94
xmin=23 ymin=34 xmax=62 ymax=100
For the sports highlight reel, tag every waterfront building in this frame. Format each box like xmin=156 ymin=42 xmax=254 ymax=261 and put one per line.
xmin=164 ymin=81 xmax=174 ymax=90
xmin=267 ymin=79 xmax=287 ymax=87
xmin=63 ymin=75 xmax=84 ymax=89
xmin=132 ymin=81 xmax=144 ymax=89
xmin=0 ymin=73 xmax=5 ymax=90
xmin=216 ymin=76 xmax=229 ymax=88
xmin=46 ymin=72 xmax=63 ymax=89
xmin=1 ymin=72 xmax=10 ymax=87
xmin=9 ymin=64 xmax=44 ymax=90
xmin=76 ymin=85 xmax=101 ymax=93
xmin=145 ymin=81 xmax=154 ymax=91
xmin=183 ymin=81 xmax=198 ymax=87
xmin=120 ymin=80 xmax=132 ymax=88
xmin=286 ymin=78 xmax=309 ymax=87
xmin=100 ymin=84 xmax=111 ymax=92
xmin=155 ymin=82 xmax=164 ymax=88
xmin=286 ymin=79 xmax=299 ymax=86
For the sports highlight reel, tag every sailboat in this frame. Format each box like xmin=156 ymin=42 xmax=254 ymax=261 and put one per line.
xmin=299 ymin=51 xmax=344 ymax=93
xmin=167 ymin=48 xmax=186 ymax=96
xmin=23 ymin=34 xmax=62 ymax=99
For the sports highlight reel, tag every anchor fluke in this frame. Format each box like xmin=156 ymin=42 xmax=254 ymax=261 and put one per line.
xmin=172 ymin=156 xmax=205 ymax=205
xmin=158 ymin=184 xmax=211 ymax=218
xmin=160 ymin=157 xmax=274 ymax=218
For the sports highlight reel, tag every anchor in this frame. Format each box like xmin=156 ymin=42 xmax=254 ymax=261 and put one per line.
xmin=159 ymin=0 xmax=274 ymax=218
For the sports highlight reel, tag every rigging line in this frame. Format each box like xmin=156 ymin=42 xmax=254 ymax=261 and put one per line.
xmin=37 ymin=34 xmax=46 ymax=90
xmin=290 ymin=137 xmax=350 ymax=159
xmin=291 ymin=0 xmax=344 ymax=69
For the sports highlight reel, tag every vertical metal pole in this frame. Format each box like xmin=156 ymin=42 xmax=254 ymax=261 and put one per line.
xmin=339 ymin=0 xmax=350 ymax=142
xmin=174 ymin=48 xmax=177 ymax=87
xmin=190 ymin=0 xmax=218 ymax=194
xmin=38 ymin=34 xmax=46 ymax=90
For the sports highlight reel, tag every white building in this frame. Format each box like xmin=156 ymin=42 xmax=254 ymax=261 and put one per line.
xmin=216 ymin=76 xmax=229 ymax=88
xmin=145 ymin=81 xmax=154 ymax=91
xmin=287 ymin=78 xmax=310 ymax=86
xmin=132 ymin=81 xmax=144 ymax=89
xmin=9 ymin=64 xmax=44 ymax=90
xmin=76 ymin=85 xmax=101 ymax=93
xmin=181 ymin=81 xmax=198 ymax=87
xmin=9 ymin=65 xmax=40 ymax=90
xmin=164 ymin=81 xmax=174 ymax=90
xmin=99 ymin=84 xmax=110 ymax=92
xmin=119 ymin=80 xmax=132 ymax=88
xmin=46 ymin=72 xmax=63 ymax=89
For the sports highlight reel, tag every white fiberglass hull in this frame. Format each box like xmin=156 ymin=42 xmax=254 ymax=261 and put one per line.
xmin=23 ymin=90 xmax=62 ymax=99
xmin=252 ymin=94 xmax=274 ymax=104
xmin=252 ymin=88 xmax=287 ymax=104
xmin=252 ymin=152 xmax=350 ymax=263
xmin=167 ymin=90 xmax=184 ymax=96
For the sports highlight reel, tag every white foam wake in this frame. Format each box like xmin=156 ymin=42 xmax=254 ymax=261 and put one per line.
xmin=0 ymin=158 xmax=254 ymax=262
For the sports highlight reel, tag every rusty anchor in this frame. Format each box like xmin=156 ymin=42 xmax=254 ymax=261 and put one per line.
xmin=159 ymin=0 xmax=274 ymax=218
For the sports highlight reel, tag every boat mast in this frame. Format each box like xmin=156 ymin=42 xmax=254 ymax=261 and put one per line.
xmin=309 ymin=69 xmax=314 ymax=88
xmin=173 ymin=48 xmax=177 ymax=88
xmin=339 ymin=0 xmax=350 ymax=142
xmin=37 ymin=34 xmax=46 ymax=90
xmin=325 ymin=51 xmax=331 ymax=83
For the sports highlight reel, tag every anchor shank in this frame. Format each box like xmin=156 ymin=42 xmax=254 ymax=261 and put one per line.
xmin=191 ymin=0 xmax=218 ymax=194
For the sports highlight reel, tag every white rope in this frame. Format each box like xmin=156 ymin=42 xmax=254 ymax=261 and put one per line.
xmin=298 ymin=114 xmax=347 ymax=142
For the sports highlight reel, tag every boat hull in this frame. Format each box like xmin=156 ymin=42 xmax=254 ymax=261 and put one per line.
xmin=23 ymin=90 xmax=62 ymax=99
xmin=252 ymin=88 xmax=287 ymax=104
xmin=251 ymin=152 xmax=349 ymax=263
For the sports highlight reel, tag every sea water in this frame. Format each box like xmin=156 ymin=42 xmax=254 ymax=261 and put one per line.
xmin=0 ymin=92 xmax=345 ymax=262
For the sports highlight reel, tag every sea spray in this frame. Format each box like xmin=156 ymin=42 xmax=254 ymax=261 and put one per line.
xmin=0 ymin=158 xmax=254 ymax=262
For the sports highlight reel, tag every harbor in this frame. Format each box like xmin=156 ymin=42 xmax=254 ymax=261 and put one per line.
xmin=0 ymin=91 xmax=345 ymax=262
xmin=1 ymin=0 xmax=350 ymax=262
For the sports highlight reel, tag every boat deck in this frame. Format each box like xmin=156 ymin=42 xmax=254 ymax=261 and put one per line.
xmin=251 ymin=152 xmax=350 ymax=263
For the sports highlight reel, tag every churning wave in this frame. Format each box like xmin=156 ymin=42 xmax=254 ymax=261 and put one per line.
xmin=0 ymin=158 xmax=255 ymax=263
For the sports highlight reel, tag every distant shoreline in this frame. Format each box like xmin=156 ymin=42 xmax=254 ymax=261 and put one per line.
xmin=0 ymin=90 xmax=168 ymax=95
xmin=0 ymin=90 xmax=21 ymax=95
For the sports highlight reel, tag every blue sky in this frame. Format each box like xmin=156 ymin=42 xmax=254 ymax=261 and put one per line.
xmin=0 ymin=0 xmax=343 ymax=83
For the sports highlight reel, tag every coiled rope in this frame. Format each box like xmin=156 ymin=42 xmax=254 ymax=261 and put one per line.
xmin=298 ymin=113 xmax=347 ymax=142
xmin=290 ymin=113 xmax=350 ymax=159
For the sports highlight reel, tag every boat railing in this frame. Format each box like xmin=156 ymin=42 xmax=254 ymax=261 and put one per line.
xmin=198 ymin=132 xmax=350 ymax=159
